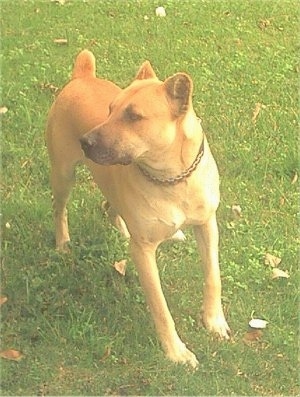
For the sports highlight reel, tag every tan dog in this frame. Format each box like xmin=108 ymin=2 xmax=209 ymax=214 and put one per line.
xmin=46 ymin=50 xmax=230 ymax=368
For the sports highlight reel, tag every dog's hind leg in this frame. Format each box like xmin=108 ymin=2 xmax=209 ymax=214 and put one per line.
xmin=46 ymin=121 xmax=84 ymax=251
xmin=49 ymin=160 xmax=76 ymax=252
xmin=102 ymin=201 xmax=131 ymax=238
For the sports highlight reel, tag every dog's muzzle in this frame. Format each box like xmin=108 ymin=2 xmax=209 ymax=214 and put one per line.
xmin=80 ymin=134 xmax=132 ymax=166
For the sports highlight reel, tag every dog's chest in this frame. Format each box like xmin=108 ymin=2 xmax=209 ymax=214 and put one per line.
xmin=173 ymin=181 xmax=219 ymax=228
xmin=141 ymin=184 xmax=217 ymax=235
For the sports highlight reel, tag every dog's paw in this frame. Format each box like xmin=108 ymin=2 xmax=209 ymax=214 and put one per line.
xmin=170 ymin=229 xmax=186 ymax=242
xmin=179 ymin=348 xmax=199 ymax=370
xmin=202 ymin=313 xmax=231 ymax=340
xmin=166 ymin=343 xmax=199 ymax=369
xmin=115 ymin=215 xmax=131 ymax=238
xmin=56 ymin=241 xmax=71 ymax=253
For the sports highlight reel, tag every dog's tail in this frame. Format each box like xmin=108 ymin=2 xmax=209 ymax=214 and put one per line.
xmin=71 ymin=49 xmax=96 ymax=79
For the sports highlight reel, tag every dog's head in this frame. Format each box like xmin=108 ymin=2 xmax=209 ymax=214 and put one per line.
xmin=80 ymin=62 xmax=196 ymax=166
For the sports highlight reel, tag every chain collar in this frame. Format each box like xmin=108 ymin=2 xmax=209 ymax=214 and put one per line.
xmin=137 ymin=136 xmax=205 ymax=186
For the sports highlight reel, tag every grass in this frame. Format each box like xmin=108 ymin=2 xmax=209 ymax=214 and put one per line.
xmin=1 ymin=0 xmax=299 ymax=395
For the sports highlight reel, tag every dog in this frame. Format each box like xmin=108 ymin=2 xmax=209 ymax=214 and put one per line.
xmin=46 ymin=50 xmax=230 ymax=368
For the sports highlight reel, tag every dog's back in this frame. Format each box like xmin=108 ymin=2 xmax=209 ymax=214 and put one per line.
xmin=45 ymin=51 xmax=122 ymax=252
xmin=46 ymin=50 xmax=121 ymax=144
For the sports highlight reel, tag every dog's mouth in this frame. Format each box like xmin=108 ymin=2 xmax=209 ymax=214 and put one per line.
xmin=80 ymin=136 xmax=133 ymax=166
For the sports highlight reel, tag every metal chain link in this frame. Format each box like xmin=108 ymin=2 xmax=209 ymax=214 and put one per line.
xmin=137 ymin=137 xmax=205 ymax=186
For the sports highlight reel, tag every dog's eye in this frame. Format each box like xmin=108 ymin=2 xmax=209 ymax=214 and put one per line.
xmin=124 ymin=106 xmax=143 ymax=122
xmin=129 ymin=112 xmax=143 ymax=121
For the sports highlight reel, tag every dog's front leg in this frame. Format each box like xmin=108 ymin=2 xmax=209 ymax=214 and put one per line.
xmin=130 ymin=239 xmax=199 ymax=368
xmin=194 ymin=216 xmax=231 ymax=339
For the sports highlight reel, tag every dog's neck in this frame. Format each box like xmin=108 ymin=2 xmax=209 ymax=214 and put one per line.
xmin=137 ymin=117 xmax=204 ymax=186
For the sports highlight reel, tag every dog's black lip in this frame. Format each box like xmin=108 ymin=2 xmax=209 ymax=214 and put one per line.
xmin=81 ymin=144 xmax=132 ymax=166
xmin=80 ymin=137 xmax=92 ymax=154
xmin=80 ymin=134 xmax=133 ymax=165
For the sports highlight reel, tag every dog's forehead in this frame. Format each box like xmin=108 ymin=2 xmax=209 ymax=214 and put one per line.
xmin=113 ymin=80 xmax=166 ymax=112
xmin=125 ymin=79 xmax=162 ymax=97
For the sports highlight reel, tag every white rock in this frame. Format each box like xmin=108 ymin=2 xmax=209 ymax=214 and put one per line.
xmin=249 ymin=318 xmax=268 ymax=329
xmin=155 ymin=6 xmax=166 ymax=17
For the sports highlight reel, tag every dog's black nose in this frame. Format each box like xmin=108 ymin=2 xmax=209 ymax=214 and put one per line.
xmin=80 ymin=135 xmax=96 ymax=154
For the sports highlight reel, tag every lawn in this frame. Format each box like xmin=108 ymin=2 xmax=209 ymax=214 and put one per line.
xmin=1 ymin=0 xmax=299 ymax=395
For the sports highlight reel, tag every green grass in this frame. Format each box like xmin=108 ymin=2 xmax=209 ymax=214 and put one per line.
xmin=1 ymin=0 xmax=299 ymax=395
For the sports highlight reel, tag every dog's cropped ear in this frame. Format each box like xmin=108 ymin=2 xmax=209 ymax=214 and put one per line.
xmin=164 ymin=73 xmax=193 ymax=117
xmin=135 ymin=61 xmax=157 ymax=80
